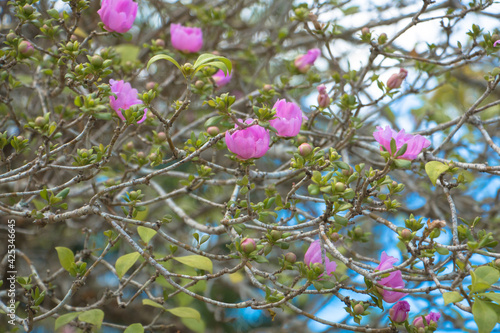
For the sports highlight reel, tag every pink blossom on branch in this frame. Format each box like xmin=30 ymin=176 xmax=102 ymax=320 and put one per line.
xmin=97 ymin=0 xmax=138 ymax=33
xmin=109 ymin=79 xmax=147 ymax=123
xmin=170 ymin=24 xmax=203 ymax=53
xmin=375 ymin=251 xmax=408 ymax=303
xmin=389 ymin=300 xmax=410 ymax=323
xmin=225 ymin=119 xmax=270 ymax=160
xmin=373 ymin=126 xmax=431 ymax=160
xmin=212 ymin=69 xmax=232 ymax=87
xmin=494 ymin=40 xmax=500 ymax=47
xmin=317 ymin=84 xmax=330 ymax=108
xmin=269 ymin=99 xmax=304 ymax=137
xmin=304 ymin=240 xmax=336 ymax=277
xmin=294 ymin=48 xmax=321 ymax=73
xmin=386 ymin=68 xmax=408 ymax=90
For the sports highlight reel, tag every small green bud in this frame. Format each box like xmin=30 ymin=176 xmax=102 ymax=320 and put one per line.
xmin=157 ymin=132 xmax=167 ymax=142
xmin=298 ymin=143 xmax=313 ymax=157
xmin=23 ymin=4 xmax=34 ymax=15
xmin=90 ymin=55 xmax=103 ymax=67
xmin=354 ymin=227 xmax=363 ymax=237
xmin=311 ymin=262 xmax=324 ymax=274
xmin=270 ymin=230 xmax=282 ymax=241
xmin=284 ymin=252 xmax=297 ymax=264
xmin=378 ymin=33 xmax=387 ymax=44
xmin=263 ymin=84 xmax=273 ymax=91
xmin=6 ymin=33 xmax=16 ymax=42
xmin=207 ymin=126 xmax=220 ymax=136
xmin=335 ymin=182 xmax=346 ymax=192
xmin=18 ymin=41 xmax=34 ymax=56
xmin=195 ymin=80 xmax=205 ymax=89
xmin=136 ymin=151 xmax=145 ymax=159
xmin=241 ymin=238 xmax=256 ymax=254
xmin=34 ymin=116 xmax=46 ymax=127
xmin=296 ymin=135 xmax=307 ymax=145
xmin=494 ymin=259 xmax=500 ymax=268
xmin=154 ymin=39 xmax=165 ymax=47
xmin=353 ymin=303 xmax=364 ymax=315
xmin=148 ymin=153 xmax=158 ymax=161
xmin=146 ymin=81 xmax=156 ymax=90
xmin=330 ymin=232 xmax=340 ymax=242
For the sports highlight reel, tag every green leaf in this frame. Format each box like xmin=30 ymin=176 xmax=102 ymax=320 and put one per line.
xmin=193 ymin=54 xmax=232 ymax=74
xmin=182 ymin=317 xmax=205 ymax=333
xmin=173 ymin=255 xmax=213 ymax=273
xmin=142 ymin=299 xmax=165 ymax=309
xmin=147 ymin=54 xmax=181 ymax=71
xmin=55 ymin=247 xmax=75 ymax=272
xmin=124 ymin=323 xmax=144 ymax=333
xmin=55 ymin=312 xmax=80 ymax=330
xmin=137 ymin=226 xmax=157 ymax=244
xmin=393 ymin=159 xmax=411 ymax=169
xmin=204 ymin=115 xmax=224 ymax=128
xmin=166 ymin=307 xmax=201 ymax=320
xmin=436 ymin=247 xmax=449 ymax=255
xmin=78 ymin=309 xmax=104 ymax=329
xmin=425 ymin=161 xmax=449 ymax=186
xmin=473 ymin=299 xmax=498 ymax=333
xmin=471 ymin=266 xmax=500 ymax=293
xmin=443 ymin=291 xmax=464 ymax=305
xmin=115 ymin=252 xmax=141 ymax=279
xmin=478 ymin=292 xmax=500 ymax=305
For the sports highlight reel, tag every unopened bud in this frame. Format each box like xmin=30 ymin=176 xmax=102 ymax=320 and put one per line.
xmin=195 ymin=80 xmax=205 ymax=89
xmin=90 ymin=55 xmax=103 ymax=67
xmin=270 ymin=230 xmax=282 ymax=241
xmin=18 ymin=41 xmax=34 ymax=57
xmin=263 ymin=84 xmax=273 ymax=91
xmin=241 ymin=238 xmax=256 ymax=254
xmin=354 ymin=227 xmax=363 ymax=237
xmin=311 ymin=262 xmax=324 ymax=274
xmin=6 ymin=33 xmax=16 ymax=42
xmin=149 ymin=153 xmax=158 ymax=161
xmin=70 ymin=34 xmax=78 ymax=41
xmin=386 ymin=68 xmax=408 ymax=90
xmin=207 ymin=126 xmax=220 ymax=136
xmin=378 ymin=33 xmax=387 ymax=44
xmin=401 ymin=229 xmax=412 ymax=240
xmin=284 ymin=252 xmax=297 ymax=264
xmin=392 ymin=181 xmax=398 ymax=188
xmin=154 ymin=39 xmax=165 ymax=47
xmin=317 ymin=84 xmax=330 ymax=108
xmin=361 ymin=27 xmax=370 ymax=35
xmin=136 ymin=151 xmax=145 ymax=159
xmin=342 ymin=166 xmax=354 ymax=176
xmin=23 ymin=4 xmax=34 ymax=15
xmin=495 ymin=259 xmax=500 ymax=268
xmin=125 ymin=141 xmax=134 ymax=150
xmin=296 ymin=135 xmax=307 ymax=145
xmin=353 ymin=303 xmax=364 ymax=315
xmin=157 ymin=132 xmax=167 ymax=142
xmin=330 ymin=232 xmax=340 ymax=242
xmin=16 ymin=136 xmax=25 ymax=142
xmin=34 ymin=116 xmax=46 ymax=127
xmin=298 ymin=143 xmax=312 ymax=157
xmin=335 ymin=182 xmax=346 ymax=192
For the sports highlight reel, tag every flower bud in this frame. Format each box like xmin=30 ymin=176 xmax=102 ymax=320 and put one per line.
xmin=154 ymin=39 xmax=165 ymax=47
xmin=207 ymin=126 xmax=220 ymax=136
xmin=136 ymin=151 xmax=145 ymax=159
xmin=34 ymin=116 xmax=46 ymax=127
xmin=284 ymin=252 xmax=297 ymax=264
xmin=18 ymin=41 xmax=35 ymax=57
xmin=70 ymin=34 xmax=78 ymax=41
xmin=386 ymin=68 xmax=408 ymax=90
xmin=270 ymin=230 xmax=282 ymax=241
xmin=16 ymin=136 xmax=25 ymax=142
xmin=298 ymin=143 xmax=313 ymax=157
xmin=317 ymin=84 xmax=330 ymax=108
xmin=334 ymin=182 xmax=346 ymax=192
xmin=263 ymin=84 xmax=273 ymax=91
xmin=296 ymin=135 xmax=307 ymax=145
xmin=389 ymin=301 xmax=410 ymax=323
xmin=148 ymin=153 xmax=157 ymax=161
xmin=361 ymin=27 xmax=370 ymax=35
xmin=90 ymin=55 xmax=103 ymax=67
xmin=342 ymin=166 xmax=354 ymax=176
xmin=401 ymin=228 xmax=412 ymax=240
xmin=157 ymin=132 xmax=167 ymax=142
xmin=353 ymin=303 xmax=364 ymax=315
xmin=241 ymin=238 xmax=256 ymax=254
xmin=378 ymin=33 xmax=387 ymax=44
xmin=23 ymin=4 xmax=34 ymax=15
xmin=354 ymin=227 xmax=363 ymax=237
xmin=193 ymin=80 xmax=204 ymax=89
xmin=311 ymin=262 xmax=324 ymax=274
xmin=330 ymin=232 xmax=340 ymax=242
xmin=6 ymin=33 xmax=16 ymax=42
xmin=125 ymin=141 xmax=134 ymax=150
xmin=146 ymin=81 xmax=156 ymax=90
xmin=494 ymin=259 xmax=500 ymax=268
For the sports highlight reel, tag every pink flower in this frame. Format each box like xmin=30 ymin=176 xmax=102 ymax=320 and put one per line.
xmin=109 ymin=79 xmax=147 ymax=123
xmin=386 ymin=68 xmax=408 ymax=90
xmin=389 ymin=301 xmax=410 ymax=323
xmin=304 ymin=240 xmax=336 ymax=278
xmin=269 ymin=99 xmax=304 ymax=137
xmin=494 ymin=40 xmax=500 ymax=47
xmin=18 ymin=41 xmax=35 ymax=57
xmin=294 ymin=48 xmax=321 ymax=73
xmin=375 ymin=251 xmax=407 ymax=303
xmin=225 ymin=119 xmax=270 ymax=160
xmin=212 ymin=69 xmax=232 ymax=87
xmin=413 ymin=311 xmax=441 ymax=328
xmin=317 ymin=84 xmax=330 ymax=108
xmin=170 ymin=23 xmax=203 ymax=53
xmin=373 ymin=126 xmax=431 ymax=160
xmin=97 ymin=0 xmax=137 ymax=33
